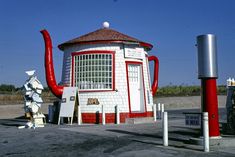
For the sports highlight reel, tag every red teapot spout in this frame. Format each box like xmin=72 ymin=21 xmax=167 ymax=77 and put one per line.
xmin=40 ymin=29 xmax=64 ymax=98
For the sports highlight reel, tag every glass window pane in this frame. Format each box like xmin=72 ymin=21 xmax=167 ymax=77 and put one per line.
xmin=74 ymin=53 xmax=113 ymax=90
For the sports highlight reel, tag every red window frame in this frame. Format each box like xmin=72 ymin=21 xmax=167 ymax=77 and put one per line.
xmin=71 ymin=50 xmax=115 ymax=92
xmin=125 ymin=61 xmax=147 ymax=117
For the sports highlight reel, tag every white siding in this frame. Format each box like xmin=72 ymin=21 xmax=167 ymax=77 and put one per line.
xmin=61 ymin=51 xmax=72 ymax=86
xmin=61 ymin=43 xmax=154 ymax=113
xmin=143 ymin=54 xmax=154 ymax=111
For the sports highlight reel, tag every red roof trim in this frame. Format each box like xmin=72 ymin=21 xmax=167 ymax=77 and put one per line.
xmin=58 ymin=40 xmax=153 ymax=50
xmin=139 ymin=42 xmax=153 ymax=50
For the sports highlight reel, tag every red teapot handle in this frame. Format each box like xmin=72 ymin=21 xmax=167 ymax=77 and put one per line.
xmin=148 ymin=56 xmax=159 ymax=95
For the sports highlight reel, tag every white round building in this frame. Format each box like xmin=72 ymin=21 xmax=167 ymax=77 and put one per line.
xmin=41 ymin=23 xmax=159 ymax=123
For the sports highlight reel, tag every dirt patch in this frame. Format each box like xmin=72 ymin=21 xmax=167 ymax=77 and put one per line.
xmin=0 ymin=103 xmax=51 ymax=119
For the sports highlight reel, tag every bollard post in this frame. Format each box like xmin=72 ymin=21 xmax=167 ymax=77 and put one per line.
xmin=153 ymin=104 xmax=157 ymax=121
xmin=78 ymin=105 xmax=81 ymax=125
xmin=157 ymin=103 xmax=161 ymax=119
xmin=102 ymin=105 xmax=106 ymax=125
xmin=163 ymin=112 xmax=168 ymax=146
xmin=161 ymin=103 xmax=165 ymax=119
xmin=116 ymin=105 xmax=120 ymax=124
xmin=203 ymin=112 xmax=209 ymax=152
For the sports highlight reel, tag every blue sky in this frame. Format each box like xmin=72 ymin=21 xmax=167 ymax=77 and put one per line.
xmin=0 ymin=0 xmax=235 ymax=87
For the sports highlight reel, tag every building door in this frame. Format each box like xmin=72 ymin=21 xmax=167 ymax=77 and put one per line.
xmin=127 ymin=63 xmax=145 ymax=113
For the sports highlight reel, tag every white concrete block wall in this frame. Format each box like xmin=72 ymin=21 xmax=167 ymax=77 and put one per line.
xmin=61 ymin=43 xmax=154 ymax=114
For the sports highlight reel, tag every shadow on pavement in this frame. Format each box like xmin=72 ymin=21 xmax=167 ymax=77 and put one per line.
xmin=106 ymin=129 xmax=203 ymax=152
xmin=0 ymin=117 xmax=28 ymax=127
xmin=107 ymin=129 xmax=162 ymax=138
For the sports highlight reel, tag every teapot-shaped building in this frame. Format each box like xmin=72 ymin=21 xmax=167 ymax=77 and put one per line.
xmin=41 ymin=22 xmax=159 ymax=123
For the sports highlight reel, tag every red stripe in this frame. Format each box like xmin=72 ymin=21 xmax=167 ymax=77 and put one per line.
xmin=59 ymin=40 xmax=153 ymax=51
xmin=81 ymin=112 xmax=153 ymax=124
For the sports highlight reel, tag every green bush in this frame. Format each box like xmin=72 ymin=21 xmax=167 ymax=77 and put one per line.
xmin=0 ymin=84 xmax=16 ymax=92
xmin=0 ymin=84 xmax=227 ymax=103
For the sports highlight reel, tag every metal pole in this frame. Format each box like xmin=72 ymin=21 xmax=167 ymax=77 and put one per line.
xmin=78 ymin=105 xmax=81 ymax=125
xmin=201 ymin=79 xmax=220 ymax=137
xmin=203 ymin=112 xmax=209 ymax=152
xmin=102 ymin=105 xmax=106 ymax=125
xmin=163 ymin=112 xmax=168 ymax=146
xmin=116 ymin=105 xmax=120 ymax=124
xmin=157 ymin=103 xmax=161 ymax=119
xmin=153 ymin=104 xmax=157 ymax=121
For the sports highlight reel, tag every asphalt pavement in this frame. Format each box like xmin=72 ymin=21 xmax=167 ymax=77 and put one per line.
xmin=1 ymin=108 xmax=235 ymax=157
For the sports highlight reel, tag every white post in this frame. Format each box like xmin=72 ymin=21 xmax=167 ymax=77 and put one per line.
xmin=203 ymin=112 xmax=209 ymax=152
xmin=78 ymin=105 xmax=81 ymax=125
xmin=163 ymin=112 xmax=168 ymax=146
xmin=102 ymin=105 xmax=106 ymax=125
xmin=157 ymin=103 xmax=161 ymax=119
xmin=161 ymin=103 xmax=165 ymax=119
xmin=153 ymin=104 xmax=157 ymax=121
xmin=116 ymin=105 xmax=120 ymax=124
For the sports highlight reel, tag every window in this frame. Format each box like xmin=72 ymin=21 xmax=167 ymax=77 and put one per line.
xmin=128 ymin=65 xmax=139 ymax=82
xmin=72 ymin=51 xmax=114 ymax=91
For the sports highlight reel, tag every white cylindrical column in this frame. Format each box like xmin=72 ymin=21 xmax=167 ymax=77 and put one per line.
xmin=157 ymin=103 xmax=161 ymax=119
xmin=102 ymin=105 xmax=106 ymax=125
xmin=163 ymin=112 xmax=168 ymax=146
xmin=78 ymin=105 xmax=81 ymax=125
xmin=203 ymin=112 xmax=209 ymax=152
xmin=116 ymin=105 xmax=120 ymax=124
xmin=161 ymin=103 xmax=165 ymax=119
xmin=153 ymin=104 xmax=157 ymax=121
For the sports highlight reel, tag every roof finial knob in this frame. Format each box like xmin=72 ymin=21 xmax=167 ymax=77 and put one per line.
xmin=103 ymin=21 xmax=110 ymax=28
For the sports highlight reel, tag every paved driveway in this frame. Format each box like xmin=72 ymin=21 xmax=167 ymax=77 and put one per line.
xmin=1 ymin=108 xmax=235 ymax=157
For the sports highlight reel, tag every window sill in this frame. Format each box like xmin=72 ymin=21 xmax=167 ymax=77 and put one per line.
xmin=78 ymin=89 xmax=115 ymax=93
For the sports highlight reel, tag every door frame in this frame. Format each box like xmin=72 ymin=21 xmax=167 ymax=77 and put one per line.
xmin=125 ymin=61 xmax=147 ymax=118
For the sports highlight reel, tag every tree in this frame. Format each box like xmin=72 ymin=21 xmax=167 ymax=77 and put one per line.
xmin=0 ymin=84 xmax=16 ymax=92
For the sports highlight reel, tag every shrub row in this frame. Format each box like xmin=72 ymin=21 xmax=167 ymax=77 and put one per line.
xmin=0 ymin=84 xmax=227 ymax=104
xmin=156 ymin=85 xmax=227 ymax=97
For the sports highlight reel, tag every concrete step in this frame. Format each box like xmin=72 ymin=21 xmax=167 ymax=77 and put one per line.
xmin=125 ymin=117 xmax=154 ymax=124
